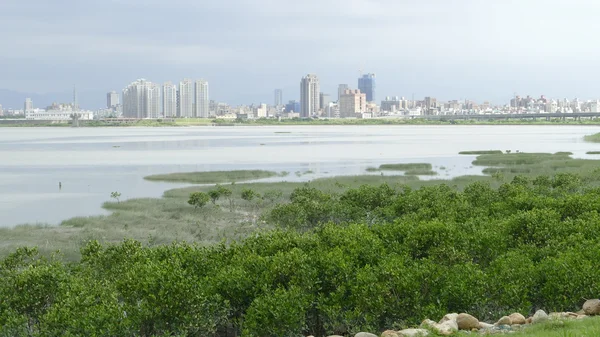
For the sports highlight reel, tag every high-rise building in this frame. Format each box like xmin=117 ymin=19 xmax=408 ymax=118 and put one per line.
xmin=339 ymin=89 xmax=366 ymax=118
xmin=195 ymin=80 xmax=209 ymax=118
xmin=162 ymin=82 xmax=177 ymax=117
xmin=300 ymin=74 xmax=320 ymax=118
xmin=319 ymin=92 xmax=330 ymax=110
xmin=0 ymin=104 xmax=3 ymax=116
xmin=358 ymin=73 xmax=376 ymax=102
xmin=122 ymin=79 xmax=160 ymax=118
xmin=106 ymin=91 xmax=119 ymax=108
xmin=338 ymin=84 xmax=348 ymax=102
xmin=24 ymin=98 xmax=33 ymax=113
xmin=274 ymin=89 xmax=283 ymax=106
xmin=178 ymin=79 xmax=194 ymax=118
xmin=147 ymin=84 xmax=161 ymax=118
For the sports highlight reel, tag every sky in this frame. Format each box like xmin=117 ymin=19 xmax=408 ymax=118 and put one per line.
xmin=2 ymin=0 xmax=600 ymax=109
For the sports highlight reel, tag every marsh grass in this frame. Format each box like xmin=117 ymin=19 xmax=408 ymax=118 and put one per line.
xmin=587 ymin=151 xmax=600 ymax=154
xmin=404 ymin=169 xmax=438 ymax=176
xmin=144 ymin=170 xmax=278 ymax=183
xmin=10 ymin=151 xmax=600 ymax=260
xmin=378 ymin=163 xmax=433 ymax=171
xmin=584 ymin=132 xmax=600 ymax=142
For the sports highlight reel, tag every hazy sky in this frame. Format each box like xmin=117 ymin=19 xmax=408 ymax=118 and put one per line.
xmin=2 ymin=0 xmax=600 ymax=108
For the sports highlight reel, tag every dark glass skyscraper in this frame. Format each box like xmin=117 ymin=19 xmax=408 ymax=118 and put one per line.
xmin=358 ymin=73 xmax=376 ymax=102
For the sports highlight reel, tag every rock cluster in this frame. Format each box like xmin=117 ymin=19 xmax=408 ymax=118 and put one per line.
xmin=318 ymin=299 xmax=600 ymax=337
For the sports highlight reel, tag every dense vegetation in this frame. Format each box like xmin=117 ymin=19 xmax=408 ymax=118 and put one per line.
xmin=3 ymin=173 xmax=600 ymax=336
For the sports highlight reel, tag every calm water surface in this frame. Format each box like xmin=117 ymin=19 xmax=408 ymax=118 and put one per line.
xmin=1 ymin=125 xmax=599 ymax=227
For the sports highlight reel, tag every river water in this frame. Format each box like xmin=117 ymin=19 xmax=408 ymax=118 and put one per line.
xmin=1 ymin=125 xmax=599 ymax=227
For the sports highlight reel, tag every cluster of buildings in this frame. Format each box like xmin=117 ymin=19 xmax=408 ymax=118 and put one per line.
xmin=5 ymin=73 xmax=600 ymax=121
xmin=9 ymin=95 xmax=95 ymax=121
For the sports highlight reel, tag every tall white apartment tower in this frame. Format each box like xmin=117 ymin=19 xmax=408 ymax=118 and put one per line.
xmin=195 ymin=80 xmax=209 ymax=118
xmin=147 ymin=83 xmax=161 ymax=118
xmin=300 ymin=74 xmax=320 ymax=118
xmin=162 ymin=82 xmax=177 ymax=117
xmin=178 ymin=79 xmax=194 ymax=118
xmin=122 ymin=79 xmax=160 ymax=118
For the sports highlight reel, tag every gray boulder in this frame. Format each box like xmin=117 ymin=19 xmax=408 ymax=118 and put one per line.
xmin=397 ymin=328 xmax=429 ymax=337
xmin=532 ymin=310 xmax=549 ymax=324
xmin=355 ymin=333 xmax=378 ymax=337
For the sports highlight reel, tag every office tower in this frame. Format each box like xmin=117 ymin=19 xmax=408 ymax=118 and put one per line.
xmin=0 ymin=104 xmax=3 ymax=116
xmin=195 ymin=80 xmax=209 ymax=118
xmin=358 ymin=73 xmax=376 ymax=102
xmin=106 ymin=91 xmax=119 ymax=108
xmin=319 ymin=92 xmax=330 ymax=110
xmin=162 ymin=82 xmax=177 ymax=117
xmin=179 ymin=79 xmax=194 ymax=117
xmin=339 ymin=89 xmax=366 ymax=118
xmin=274 ymin=89 xmax=283 ymax=106
xmin=122 ymin=79 xmax=160 ymax=118
xmin=24 ymin=98 xmax=33 ymax=113
xmin=300 ymin=74 xmax=320 ymax=118
xmin=337 ymin=84 xmax=349 ymax=102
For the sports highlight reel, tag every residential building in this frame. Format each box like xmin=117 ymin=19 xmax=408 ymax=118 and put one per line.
xmin=274 ymin=89 xmax=283 ymax=106
xmin=24 ymin=98 xmax=33 ymax=113
xmin=339 ymin=89 xmax=366 ymax=118
xmin=381 ymin=96 xmax=401 ymax=112
xmin=178 ymin=79 xmax=194 ymax=117
xmin=195 ymin=80 xmax=209 ymax=117
xmin=122 ymin=79 xmax=161 ymax=118
xmin=319 ymin=92 xmax=330 ymax=110
xmin=256 ymin=103 xmax=268 ymax=118
xmin=106 ymin=91 xmax=119 ymax=108
xmin=300 ymin=74 xmax=320 ymax=118
xmin=358 ymin=73 xmax=376 ymax=102
xmin=337 ymin=84 xmax=348 ymax=102
xmin=162 ymin=82 xmax=177 ymax=117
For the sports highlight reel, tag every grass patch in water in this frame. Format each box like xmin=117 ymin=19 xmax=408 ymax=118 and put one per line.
xmin=459 ymin=150 xmax=503 ymax=155
xmin=584 ymin=133 xmax=600 ymax=142
xmin=378 ymin=163 xmax=432 ymax=171
xmin=144 ymin=170 xmax=278 ymax=184
xmin=587 ymin=151 xmax=600 ymax=154
xmin=404 ymin=169 xmax=438 ymax=176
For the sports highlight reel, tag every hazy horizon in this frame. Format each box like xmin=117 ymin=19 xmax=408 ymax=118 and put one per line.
xmin=2 ymin=0 xmax=600 ymax=109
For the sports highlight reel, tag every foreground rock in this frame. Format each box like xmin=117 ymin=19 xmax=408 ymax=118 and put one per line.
xmin=532 ymin=309 xmax=549 ymax=324
xmin=397 ymin=328 xmax=429 ymax=337
xmin=456 ymin=313 xmax=479 ymax=330
xmin=380 ymin=330 xmax=399 ymax=337
xmin=583 ymin=299 xmax=600 ymax=315
xmin=355 ymin=333 xmax=377 ymax=337
xmin=421 ymin=319 xmax=457 ymax=336
xmin=508 ymin=312 xmax=526 ymax=325
xmin=495 ymin=316 xmax=512 ymax=326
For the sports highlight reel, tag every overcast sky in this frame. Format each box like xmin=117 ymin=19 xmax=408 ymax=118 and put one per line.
xmin=2 ymin=0 xmax=600 ymax=108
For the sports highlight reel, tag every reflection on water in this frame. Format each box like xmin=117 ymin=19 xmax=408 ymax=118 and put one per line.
xmin=0 ymin=125 xmax=599 ymax=227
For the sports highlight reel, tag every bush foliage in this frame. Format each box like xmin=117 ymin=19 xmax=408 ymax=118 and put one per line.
xmin=2 ymin=174 xmax=600 ymax=336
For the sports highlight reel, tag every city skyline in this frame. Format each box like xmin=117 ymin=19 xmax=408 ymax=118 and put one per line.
xmin=3 ymin=1 xmax=600 ymax=109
